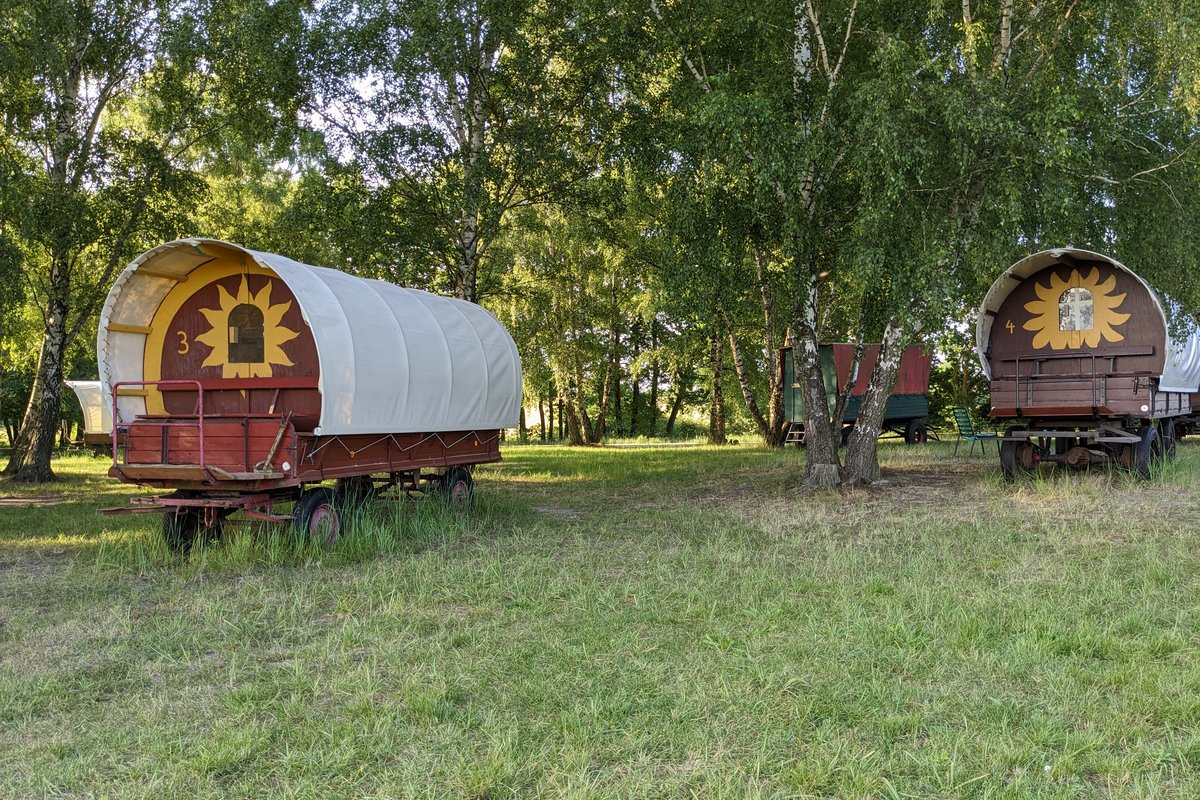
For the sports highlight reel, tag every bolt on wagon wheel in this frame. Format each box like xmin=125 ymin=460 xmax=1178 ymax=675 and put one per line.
xmin=904 ymin=420 xmax=929 ymax=445
xmin=1131 ymin=425 xmax=1163 ymax=480
xmin=162 ymin=508 xmax=201 ymax=555
xmin=293 ymin=488 xmax=341 ymax=546
xmin=440 ymin=467 xmax=474 ymax=504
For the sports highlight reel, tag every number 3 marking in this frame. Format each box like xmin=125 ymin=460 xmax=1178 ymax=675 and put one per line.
xmin=177 ymin=330 xmax=189 ymax=354
xmin=1005 ymin=320 xmax=1015 ymax=334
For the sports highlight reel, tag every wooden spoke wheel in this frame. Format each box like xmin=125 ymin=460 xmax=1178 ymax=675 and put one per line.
xmin=293 ymin=488 xmax=342 ymax=546
xmin=440 ymin=467 xmax=474 ymax=504
xmin=904 ymin=420 xmax=929 ymax=445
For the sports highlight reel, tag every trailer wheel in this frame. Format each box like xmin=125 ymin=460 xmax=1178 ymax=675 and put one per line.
xmin=1132 ymin=426 xmax=1163 ymax=480
xmin=293 ymin=488 xmax=341 ymax=545
xmin=904 ymin=420 xmax=929 ymax=445
xmin=1000 ymin=429 xmax=1035 ymax=480
xmin=1162 ymin=419 xmax=1178 ymax=461
xmin=999 ymin=440 xmax=1018 ymax=480
xmin=162 ymin=509 xmax=201 ymax=555
xmin=440 ymin=467 xmax=474 ymax=504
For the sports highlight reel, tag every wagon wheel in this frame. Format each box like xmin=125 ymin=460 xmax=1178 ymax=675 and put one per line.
xmin=1131 ymin=425 xmax=1163 ymax=480
xmin=904 ymin=420 xmax=929 ymax=445
xmin=440 ymin=467 xmax=474 ymax=504
xmin=293 ymin=488 xmax=342 ymax=546
xmin=999 ymin=428 xmax=1035 ymax=481
xmin=162 ymin=508 xmax=201 ymax=555
xmin=1161 ymin=418 xmax=1178 ymax=462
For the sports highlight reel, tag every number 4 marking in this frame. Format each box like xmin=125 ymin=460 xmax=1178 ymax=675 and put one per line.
xmin=1005 ymin=320 xmax=1015 ymax=334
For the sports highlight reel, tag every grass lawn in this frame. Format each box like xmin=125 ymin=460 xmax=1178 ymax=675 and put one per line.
xmin=3 ymin=441 xmax=1200 ymax=798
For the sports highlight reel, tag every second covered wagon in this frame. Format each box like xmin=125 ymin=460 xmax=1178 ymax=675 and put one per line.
xmin=99 ymin=238 xmax=521 ymax=550
xmin=977 ymin=247 xmax=1200 ymax=478
xmin=65 ymin=380 xmax=113 ymax=452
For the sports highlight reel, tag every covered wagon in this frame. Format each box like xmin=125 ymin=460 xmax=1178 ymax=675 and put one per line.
xmin=781 ymin=343 xmax=932 ymax=445
xmin=976 ymin=247 xmax=1200 ymax=478
xmin=64 ymin=380 xmax=113 ymax=451
xmin=99 ymin=238 xmax=521 ymax=550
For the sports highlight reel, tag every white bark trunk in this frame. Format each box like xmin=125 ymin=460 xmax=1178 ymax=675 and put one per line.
xmin=844 ymin=318 xmax=906 ymax=485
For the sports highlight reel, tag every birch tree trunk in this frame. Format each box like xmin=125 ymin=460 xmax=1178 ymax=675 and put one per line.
xmin=452 ymin=63 xmax=487 ymax=303
xmin=843 ymin=319 xmax=906 ymax=485
xmin=728 ymin=328 xmax=772 ymax=444
xmin=707 ymin=329 xmax=727 ymax=445
xmin=755 ymin=249 xmax=788 ymax=445
xmin=572 ymin=357 xmax=594 ymax=442
xmin=793 ymin=268 xmax=841 ymax=487
xmin=592 ymin=359 xmax=613 ymax=442
xmin=559 ymin=387 xmax=586 ymax=446
xmin=5 ymin=257 xmax=71 ymax=481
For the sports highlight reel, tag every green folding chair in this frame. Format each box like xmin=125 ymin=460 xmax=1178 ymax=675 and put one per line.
xmin=952 ymin=407 xmax=1000 ymax=455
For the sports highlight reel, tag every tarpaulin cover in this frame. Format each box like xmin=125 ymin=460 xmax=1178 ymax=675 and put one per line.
xmin=65 ymin=380 xmax=112 ymax=435
xmin=97 ymin=239 xmax=522 ymax=436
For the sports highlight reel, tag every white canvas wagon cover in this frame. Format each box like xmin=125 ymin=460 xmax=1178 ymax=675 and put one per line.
xmin=98 ymin=239 xmax=522 ymax=436
xmin=65 ymin=380 xmax=113 ymax=435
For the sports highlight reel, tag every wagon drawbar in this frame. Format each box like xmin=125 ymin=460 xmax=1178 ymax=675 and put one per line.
xmin=97 ymin=238 xmax=521 ymax=550
xmin=977 ymin=247 xmax=1200 ymax=479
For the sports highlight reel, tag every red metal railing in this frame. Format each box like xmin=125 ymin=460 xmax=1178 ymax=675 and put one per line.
xmin=112 ymin=380 xmax=206 ymax=469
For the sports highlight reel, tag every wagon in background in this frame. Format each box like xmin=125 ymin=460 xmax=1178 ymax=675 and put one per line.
xmin=780 ymin=343 xmax=932 ymax=446
xmin=64 ymin=380 xmax=112 ymax=453
xmin=976 ymin=247 xmax=1200 ymax=479
xmin=98 ymin=238 xmax=522 ymax=551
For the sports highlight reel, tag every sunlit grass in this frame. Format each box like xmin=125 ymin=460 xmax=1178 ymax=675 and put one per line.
xmin=3 ymin=441 xmax=1200 ymax=797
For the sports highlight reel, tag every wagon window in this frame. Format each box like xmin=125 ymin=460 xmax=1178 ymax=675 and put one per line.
xmin=1058 ymin=288 xmax=1094 ymax=331
xmin=228 ymin=304 xmax=265 ymax=363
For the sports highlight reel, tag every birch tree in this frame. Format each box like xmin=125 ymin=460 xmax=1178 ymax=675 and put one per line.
xmin=642 ymin=0 xmax=1200 ymax=486
xmin=0 ymin=0 xmax=201 ymax=481
xmin=0 ymin=0 xmax=312 ymax=481
xmin=309 ymin=0 xmax=610 ymax=303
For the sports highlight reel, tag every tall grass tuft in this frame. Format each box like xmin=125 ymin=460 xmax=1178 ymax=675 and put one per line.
xmin=93 ymin=489 xmax=525 ymax=574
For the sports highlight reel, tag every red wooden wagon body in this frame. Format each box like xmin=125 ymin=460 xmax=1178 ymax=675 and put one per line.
xmin=98 ymin=239 xmax=521 ymax=550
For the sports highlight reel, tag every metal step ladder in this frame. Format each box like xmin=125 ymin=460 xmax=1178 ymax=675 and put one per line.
xmin=784 ymin=422 xmax=804 ymax=445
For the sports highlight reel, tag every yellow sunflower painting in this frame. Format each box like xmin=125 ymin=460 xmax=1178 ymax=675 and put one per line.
xmin=1023 ymin=267 xmax=1130 ymax=350
xmin=195 ymin=276 xmax=299 ymax=378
